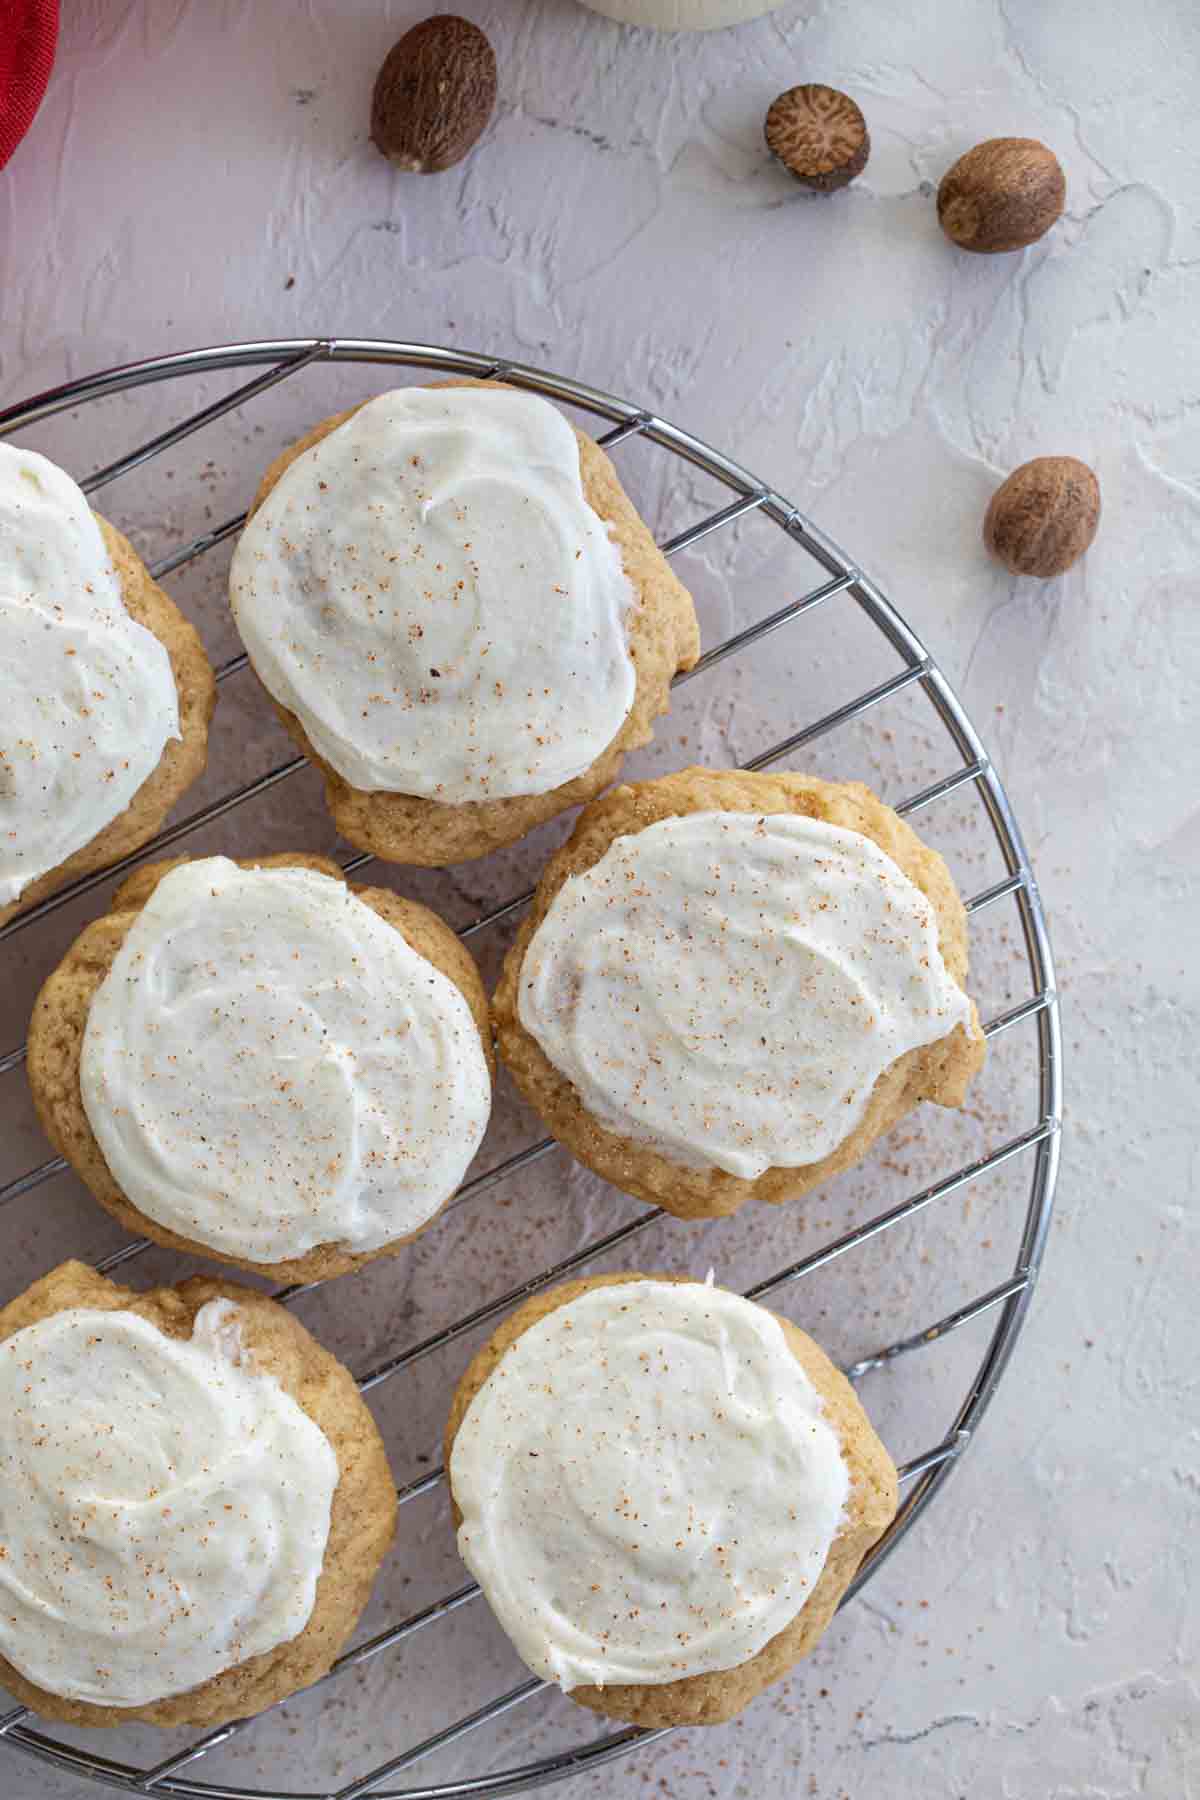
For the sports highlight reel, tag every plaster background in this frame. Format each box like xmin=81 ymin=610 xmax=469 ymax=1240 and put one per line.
xmin=0 ymin=1 xmax=1196 ymax=1795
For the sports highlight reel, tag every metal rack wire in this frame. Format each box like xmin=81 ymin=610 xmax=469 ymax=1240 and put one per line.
xmin=0 ymin=340 xmax=1062 ymax=1800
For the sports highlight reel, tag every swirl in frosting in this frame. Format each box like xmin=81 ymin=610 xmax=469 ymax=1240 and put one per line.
xmin=0 ymin=444 xmax=180 ymax=907
xmin=518 ymin=810 xmax=971 ymax=1177
xmin=0 ymin=1299 xmax=337 ymax=1706
xmin=81 ymin=858 xmax=492 ymax=1263
xmin=451 ymin=1279 xmax=849 ymax=1689
xmin=229 ymin=387 xmax=637 ymax=803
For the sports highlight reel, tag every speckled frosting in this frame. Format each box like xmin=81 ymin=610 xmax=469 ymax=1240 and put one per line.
xmin=0 ymin=1298 xmax=337 ymax=1707
xmin=0 ymin=444 xmax=180 ymax=907
xmin=79 ymin=857 xmax=492 ymax=1262
xmin=450 ymin=1277 xmax=850 ymax=1689
xmin=228 ymin=386 xmax=638 ymax=803
xmin=516 ymin=810 xmax=972 ymax=1177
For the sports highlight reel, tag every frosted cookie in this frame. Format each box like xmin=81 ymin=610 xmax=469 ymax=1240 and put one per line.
xmin=494 ymin=768 xmax=986 ymax=1219
xmin=0 ymin=1259 xmax=395 ymax=1727
xmin=446 ymin=1273 xmax=897 ymax=1726
xmin=0 ymin=443 xmax=215 ymax=927
xmin=228 ymin=381 xmax=699 ymax=865
xmin=27 ymin=853 xmax=493 ymax=1282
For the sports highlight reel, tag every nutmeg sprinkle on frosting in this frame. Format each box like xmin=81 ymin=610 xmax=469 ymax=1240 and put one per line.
xmin=0 ymin=444 xmax=179 ymax=907
xmin=229 ymin=387 xmax=637 ymax=804
xmin=517 ymin=811 xmax=971 ymax=1177
xmin=80 ymin=858 xmax=491 ymax=1264
xmin=0 ymin=1300 xmax=336 ymax=1707
xmin=450 ymin=1278 xmax=848 ymax=1690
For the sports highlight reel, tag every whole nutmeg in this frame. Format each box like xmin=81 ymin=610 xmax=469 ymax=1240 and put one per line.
xmin=371 ymin=15 xmax=497 ymax=174
xmin=937 ymin=137 xmax=1065 ymax=253
xmin=765 ymin=84 xmax=869 ymax=191
xmin=983 ymin=457 xmax=1100 ymax=578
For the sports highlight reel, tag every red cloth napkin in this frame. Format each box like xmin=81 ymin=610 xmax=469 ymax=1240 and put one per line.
xmin=0 ymin=0 xmax=58 ymax=170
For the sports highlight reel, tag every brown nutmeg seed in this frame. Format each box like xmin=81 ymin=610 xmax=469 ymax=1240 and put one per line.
xmin=983 ymin=457 xmax=1100 ymax=578
xmin=371 ymin=15 xmax=496 ymax=174
xmin=937 ymin=137 xmax=1065 ymax=253
xmin=765 ymin=84 xmax=869 ymax=192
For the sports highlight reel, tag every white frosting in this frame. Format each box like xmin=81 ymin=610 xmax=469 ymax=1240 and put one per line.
xmin=0 ymin=444 xmax=180 ymax=907
xmin=0 ymin=1299 xmax=337 ymax=1707
xmin=518 ymin=811 xmax=971 ymax=1179
xmin=228 ymin=387 xmax=636 ymax=803
xmin=80 ymin=857 xmax=491 ymax=1263
xmin=451 ymin=1279 xmax=849 ymax=1689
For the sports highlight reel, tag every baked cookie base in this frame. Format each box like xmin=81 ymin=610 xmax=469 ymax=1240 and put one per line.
xmin=0 ymin=1259 xmax=395 ymax=1728
xmin=240 ymin=381 xmax=701 ymax=866
xmin=445 ymin=1272 xmax=899 ymax=1727
xmin=493 ymin=768 xmax=987 ymax=1220
xmin=1 ymin=518 xmax=216 ymax=929
xmin=27 ymin=854 xmax=494 ymax=1283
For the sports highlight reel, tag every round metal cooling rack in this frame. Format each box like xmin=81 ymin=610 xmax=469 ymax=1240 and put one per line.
xmin=0 ymin=339 xmax=1061 ymax=1800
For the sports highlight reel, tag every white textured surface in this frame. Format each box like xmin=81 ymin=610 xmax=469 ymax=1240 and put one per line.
xmin=0 ymin=1 xmax=1196 ymax=1796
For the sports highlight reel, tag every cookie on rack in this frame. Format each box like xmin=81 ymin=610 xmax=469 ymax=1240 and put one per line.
xmin=0 ymin=1258 xmax=395 ymax=1727
xmin=0 ymin=443 xmax=215 ymax=927
xmin=493 ymin=767 xmax=986 ymax=1219
xmin=27 ymin=853 xmax=493 ymax=1282
xmin=446 ymin=1271 xmax=897 ymax=1726
xmin=227 ymin=381 xmax=700 ymax=866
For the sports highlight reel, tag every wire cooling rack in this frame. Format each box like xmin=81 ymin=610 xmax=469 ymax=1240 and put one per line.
xmin=0 ymin=339 xmax=1061 ymax=1799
